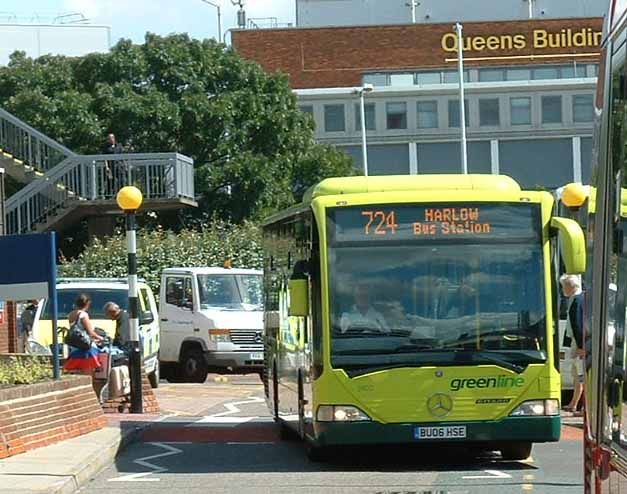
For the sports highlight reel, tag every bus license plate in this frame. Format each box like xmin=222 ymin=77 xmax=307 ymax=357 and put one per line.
xmin=251 ymin=353 xmax=263 ymax=360
xmin=414 ymin=426 xmax=466 ymax=440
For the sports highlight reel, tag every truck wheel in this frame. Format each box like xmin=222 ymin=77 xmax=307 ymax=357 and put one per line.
xmin=180 ymin=348 xmax=209 ymax=383
xmin=148 ymin=361 xmax=160 ymax=388
xmin=501 ymin=442 xmax=532 ymax=461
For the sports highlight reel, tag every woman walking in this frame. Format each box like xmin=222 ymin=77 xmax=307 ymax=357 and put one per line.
xmin=63 ymin=294 xmax=104 ymax=372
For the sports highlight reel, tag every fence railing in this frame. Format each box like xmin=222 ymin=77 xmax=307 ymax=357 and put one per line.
xmin=0 ymin=108 xmax=75 ymax=172
xmin=5 ymin=153 xmax=195 ymax=234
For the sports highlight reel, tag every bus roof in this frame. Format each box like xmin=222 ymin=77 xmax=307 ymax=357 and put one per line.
xmin=263 ymin=174 xmax=524 ymax=226
xmin=304 ymin=174 xmax=521 ymax=203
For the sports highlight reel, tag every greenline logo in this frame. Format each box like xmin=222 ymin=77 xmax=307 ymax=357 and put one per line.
xmin=450 ymin=375 xmax=525 ymax=391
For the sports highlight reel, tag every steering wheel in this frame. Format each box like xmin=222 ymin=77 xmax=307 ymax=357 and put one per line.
xmin=343 ymin=326 xmax=388 ymax=335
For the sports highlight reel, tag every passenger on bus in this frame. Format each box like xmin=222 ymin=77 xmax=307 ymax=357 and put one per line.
xmin=560 ymin=274 xmax=584 ymax=414
xmin=340 ymin=285 xmax=390 ymax=334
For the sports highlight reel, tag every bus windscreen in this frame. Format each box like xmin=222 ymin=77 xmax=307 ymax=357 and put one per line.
xmin=327 ymin=202 xmax=546 ymax=373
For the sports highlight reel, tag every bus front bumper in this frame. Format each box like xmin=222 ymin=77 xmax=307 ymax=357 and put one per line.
xmin=313 ymin=416 xmax=560 ymax=447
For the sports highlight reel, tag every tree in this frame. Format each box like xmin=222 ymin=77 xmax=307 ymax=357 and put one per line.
xmin=0 ymin=35 xmax=356 ymax=225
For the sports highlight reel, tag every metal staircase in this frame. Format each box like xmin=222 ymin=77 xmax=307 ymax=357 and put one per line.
xmin=0 ymin=108 xmax=196 ymax=235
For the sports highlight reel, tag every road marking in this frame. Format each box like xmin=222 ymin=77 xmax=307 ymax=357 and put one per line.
xmin=462 ymin=469 xmax=512 ymax=479
xmin=192 ymin=396 xmax=265 ymax=423
xmin=108 ymin=442 xmax=182 ymax=482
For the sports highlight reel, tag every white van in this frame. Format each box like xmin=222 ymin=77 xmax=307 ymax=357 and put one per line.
xmin=158 ymin=267 xmax=264 ymax=383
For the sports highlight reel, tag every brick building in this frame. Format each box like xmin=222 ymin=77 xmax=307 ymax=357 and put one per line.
xmin=233 ymin=16 xmax=604 ymax=188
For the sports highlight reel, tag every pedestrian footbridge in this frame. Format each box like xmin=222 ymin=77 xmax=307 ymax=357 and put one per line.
xmin=0 ymin=107 xmax=196 ymax=235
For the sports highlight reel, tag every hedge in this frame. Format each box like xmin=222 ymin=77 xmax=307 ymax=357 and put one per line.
xmin=59 ymin=220 xmax=263 ymax=297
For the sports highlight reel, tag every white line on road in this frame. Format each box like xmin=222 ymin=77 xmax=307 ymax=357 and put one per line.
xmin=462 ymin=469 xmax=512 ymax=480
xmin=108 ymin=442 xmax=183 ymax=482
xmin=192 ymin=396 xmax=265 ymax=424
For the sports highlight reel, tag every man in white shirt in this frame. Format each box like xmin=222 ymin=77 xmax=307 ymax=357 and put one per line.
xmin=340 ymin=285 xmax=390 ymax=334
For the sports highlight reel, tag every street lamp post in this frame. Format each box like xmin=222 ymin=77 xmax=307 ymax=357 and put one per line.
xmin=116 ymin=186 xmax=144 ymax=414
xmin=201 ymin=0 xmax=223 ymax=43
xmin=454 ymin=22 xmax=468 ymax=174
xmin=355 ymin=83 xmax=374 ymax=176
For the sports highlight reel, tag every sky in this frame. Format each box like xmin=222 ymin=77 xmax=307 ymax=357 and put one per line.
xmin=0 ymin=0 xmax=296 ymax=44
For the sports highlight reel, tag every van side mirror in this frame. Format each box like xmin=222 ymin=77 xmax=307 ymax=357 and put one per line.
xmin=288 ymin=279 xmax=309 ymax=317
xmin=182 ymin=299 xmax=193 ymax=311
xmin=551 ymin=217 xmax=586 ymax=274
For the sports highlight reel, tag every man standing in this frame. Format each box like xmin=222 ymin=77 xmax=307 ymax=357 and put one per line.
xmin=560 ymin=274 xmax=585 ymax=414
xmin=104 ymin=302 xmax=131 ymax=350
xmin=102 ymin=133 xmax=124 ymax=194
xmin=19 ymin=300 xmax=38 ymax=352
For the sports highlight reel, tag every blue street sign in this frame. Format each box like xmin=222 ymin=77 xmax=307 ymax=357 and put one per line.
xmin=0 ymin=233 xmax=59 ymax=378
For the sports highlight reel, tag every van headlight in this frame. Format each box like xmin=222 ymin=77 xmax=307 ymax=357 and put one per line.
xmin=316 ymin=405 xmax=371 ymax=422
xmin=509 ymin=399 xmax=559 ymax=417
xmin=209 ymin=329 xmax=230 ymax=343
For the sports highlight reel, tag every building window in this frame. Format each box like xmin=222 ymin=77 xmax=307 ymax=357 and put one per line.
xmin=479 ymin=98 xmax=500 ymax=126
xmin=324 ymin=104 xmax=346 ymax=132
xmin=390 ymin=73 xmax=414 ymax=86
xmin=541 ymin=96 xmax=562 ymax=124
xmin=479 ymin=69 xmax=505 ymax=82
xmin=573 ymin=94 xmax=594 ymax=123
xmin=443 ymin=70 xmax=470 ymax=84
xmin=386 ymin=102 xmax=407 ymax=129
xmin=417 ymin=101 xmax=438 ymax=129
xmin=416 ymin=72 xmax=441 ymax=85
xmin=354 ymin=103 xmax=376 ymax=130
xmin=506 ymin=68 xmax=531 ymax=81
xmin=510 ymin=97 xmax=532 ymax=125
xmin=448 ymin=99 xmax=469 ymax=128
xmin=533 ymin=66 xmax=560 ymax=80
xmin=363 ymin=73 xmax=388 ymax=86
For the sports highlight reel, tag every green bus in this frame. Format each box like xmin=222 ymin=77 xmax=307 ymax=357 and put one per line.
xmin=262 ymin=174 xmax=585 ymax=461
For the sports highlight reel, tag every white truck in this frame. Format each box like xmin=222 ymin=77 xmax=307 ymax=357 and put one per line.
xmin=158 ymin=267 xmax=264 ymax=383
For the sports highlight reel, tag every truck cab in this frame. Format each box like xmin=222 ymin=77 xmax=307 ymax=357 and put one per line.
xmin=158 ymin=267 xmax=264 ymax=383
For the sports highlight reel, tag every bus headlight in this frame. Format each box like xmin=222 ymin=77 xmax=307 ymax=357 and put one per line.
xmin=209 ymin=329 xmax=230 ymax=343
xmin=316 ymin=405 xmax=371 ymax=422
xmin=509 ymin=399 xmax=559 ymax=417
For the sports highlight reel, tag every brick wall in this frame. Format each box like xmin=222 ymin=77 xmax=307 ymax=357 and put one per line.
xmin=0 ymin=375 xmax=107 ymax=458
xmin=232 ymin=17 xmax=604 ymax=89
xmin=101 ymin=372 xmax=160 ymax=415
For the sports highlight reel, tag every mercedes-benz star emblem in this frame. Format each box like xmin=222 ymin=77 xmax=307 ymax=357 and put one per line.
xmin=254 ymin=332 xmax=263 ymax=344
xmin=427 ymin=393 xmax=454 ymax=418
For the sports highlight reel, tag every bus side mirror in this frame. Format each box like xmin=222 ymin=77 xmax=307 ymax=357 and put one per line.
xmin=288 ymin=279 xmax=309 ymax=317
xmin=551 ymin=217 xmax=586 ymax=274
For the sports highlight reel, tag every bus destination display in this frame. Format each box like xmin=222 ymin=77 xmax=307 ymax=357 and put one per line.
xmin=331 ymin=203 xmax=539 ymax=242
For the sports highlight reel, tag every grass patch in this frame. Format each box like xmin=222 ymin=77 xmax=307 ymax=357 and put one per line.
xmin=0 ymin=357 xmax=52 ymax=386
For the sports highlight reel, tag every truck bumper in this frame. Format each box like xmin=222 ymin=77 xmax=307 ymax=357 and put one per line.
xmin=204 ymin=351 xmax=263 ymax=371
xmin=313 ymin=416 xmax=560 ymax=447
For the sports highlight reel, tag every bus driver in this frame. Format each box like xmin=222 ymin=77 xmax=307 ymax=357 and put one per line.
xmin=340 ymin=285 xmax=390 ymax=334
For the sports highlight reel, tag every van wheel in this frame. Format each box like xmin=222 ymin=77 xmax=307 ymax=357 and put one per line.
xmin=148 ymin=361 xmax=160 ymax=388
xmin=501 ymin=442 xmax=532 ymax=461
xmin=180 ymin=348 xmax=209 ymax=383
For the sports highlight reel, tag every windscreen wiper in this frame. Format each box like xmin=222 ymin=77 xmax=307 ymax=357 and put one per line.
xmin=467 ymin=351 xmax=526 ymax=374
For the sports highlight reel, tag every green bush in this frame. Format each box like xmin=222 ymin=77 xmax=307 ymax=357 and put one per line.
xmin=59 ymin=220 xmax=263 ymax=297
xmin=0 ymin=357 xmax=52 ymax=386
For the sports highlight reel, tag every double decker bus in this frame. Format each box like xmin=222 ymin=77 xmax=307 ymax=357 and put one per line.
xmin=262 ymin=174 xmax=585 ymax=461
xmin=584 ymin=1 xmax=627 ymax=490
